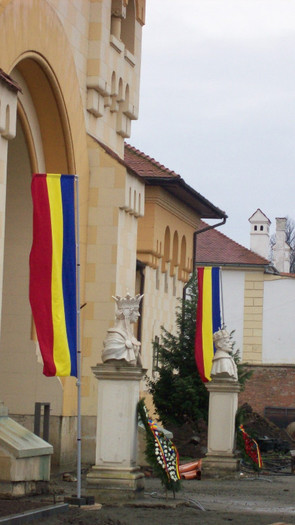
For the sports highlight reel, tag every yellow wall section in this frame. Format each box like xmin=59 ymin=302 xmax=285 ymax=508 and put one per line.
xmin=243 ymin=271 xmax=264 ymax=363
xmin=137 ymin=186 xmax=198 ymax=277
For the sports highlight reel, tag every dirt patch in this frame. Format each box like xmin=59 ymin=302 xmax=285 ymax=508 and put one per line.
xmin=0 ymin=498 xmax=47 ymax=517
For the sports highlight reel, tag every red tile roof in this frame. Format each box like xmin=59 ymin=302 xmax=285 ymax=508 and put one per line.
xmin=196 ymin=222 xmax=269 ymax=266
xmin=124 ymin=143 xmax=180 ymax=179
xmin=124 ymin=143 xmax=227 ymax=220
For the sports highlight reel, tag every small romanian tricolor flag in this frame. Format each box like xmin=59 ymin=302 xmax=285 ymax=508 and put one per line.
xmin=29 ymin=174 xmax=77 ymax=377
xmin=195 ymin=267 xmax=221 ymax=382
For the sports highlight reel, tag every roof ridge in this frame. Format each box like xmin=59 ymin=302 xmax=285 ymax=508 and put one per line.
xmin=125 ymin=142 xmax=180 ymax=178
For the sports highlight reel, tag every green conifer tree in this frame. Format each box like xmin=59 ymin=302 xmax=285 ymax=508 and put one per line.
xmin=147 ymin=272 xmax=251 ymax=430
xmin=147 ymin=273 xmax=209 ymax=430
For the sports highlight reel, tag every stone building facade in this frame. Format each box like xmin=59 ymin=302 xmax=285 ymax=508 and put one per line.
xmin=0 ymin=0 xmax=227 ymax=466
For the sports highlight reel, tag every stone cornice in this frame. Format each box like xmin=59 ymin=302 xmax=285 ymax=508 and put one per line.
xmin=91 ymin=363 xmax=147 ymax=381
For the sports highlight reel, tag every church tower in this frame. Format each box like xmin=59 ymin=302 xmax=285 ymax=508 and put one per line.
xmin=248 ymin=209 xmax=271 ymax=260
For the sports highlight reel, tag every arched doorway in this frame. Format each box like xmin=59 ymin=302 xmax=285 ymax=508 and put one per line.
xmin=0 ymin=56 xmax=75 ymax=425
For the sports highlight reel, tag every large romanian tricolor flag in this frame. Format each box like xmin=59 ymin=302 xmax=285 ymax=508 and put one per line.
xmin=29 ymin=173 xmax=77 ymax=377
xmin=195 ymin=267 xmax=221 ymax=382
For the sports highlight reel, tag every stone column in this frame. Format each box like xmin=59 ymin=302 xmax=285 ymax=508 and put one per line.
xmin=87 ymin=363 xmax=146 ymax=502
xmin=202 ymin=378 xmax=241 ymax=477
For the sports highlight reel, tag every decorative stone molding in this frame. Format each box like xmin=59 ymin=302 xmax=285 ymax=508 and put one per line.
xmin=116 ymin=111 xmax=131 ymax=138
xmin=136 ymin=250 xmax=161 ymax=269
xmin=86 ymin=88 xmax=104 ymax=118
xmin=86 ymin=77 xmax=110 ymax=97
xmin=0 ymin=79 xmax=18 ymax=140
xmin=111 ymin=0 xmax=127 ymax=18
xmin=110 ymin=34 xmax=125 ymax=54
xmin=124 ymin=49 xmax=136 ymax=67
xmin=120 ymin=171 xmax=144 ymax=217
xmin=123 ymin=100 xmax=138 ymax=120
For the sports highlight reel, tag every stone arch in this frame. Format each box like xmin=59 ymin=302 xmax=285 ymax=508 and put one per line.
xmin=179 ymin=235 xmax=187 ymax=281
xmin=170 ymin=230 xmax=179 ymax=276
xmin=118 ymin=78 xmax=124 ymax=102
xmin=0 ymin=0 xmax=88 ymax=177
xmin=15 ymin=57 xmax=73 ymax=173
xmin=110 ymin=71 xmax=118 ymax=112
xmin=123 ymin=83 xmax=130 ymax=111
xmin=162 ymin=226 xmax=170 ymax=273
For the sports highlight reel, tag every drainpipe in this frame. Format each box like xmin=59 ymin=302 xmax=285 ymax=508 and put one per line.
xmin=136 ymin=259 xmax=146 ymax=342
xmin=192 ymin=217 xmax=227 ymax=271
xmin=182 ymin=217 xmax=227 ymax=326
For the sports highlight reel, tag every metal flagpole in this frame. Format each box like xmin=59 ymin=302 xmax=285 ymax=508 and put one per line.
xmin=75 ymin=175 xmax=82 ymax=500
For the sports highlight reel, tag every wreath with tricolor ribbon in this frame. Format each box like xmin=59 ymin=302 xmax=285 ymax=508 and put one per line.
xmin=238 ymin=424 xmax=263 ymax=470
xmin=137 ymin=399 xmax=181 ymax=493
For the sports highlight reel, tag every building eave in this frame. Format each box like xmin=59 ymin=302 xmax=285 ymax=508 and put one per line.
xmin=144 ymin=176 xmax=227 ymax=220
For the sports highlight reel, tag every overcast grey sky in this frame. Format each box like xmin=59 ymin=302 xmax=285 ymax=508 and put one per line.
xmin=131 ymin=0 xmax=295 ymax=248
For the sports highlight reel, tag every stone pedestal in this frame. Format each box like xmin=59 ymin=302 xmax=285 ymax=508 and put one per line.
xmin=0 ymin=402 xmax=53 ymax=497
xmin=202 ymin=379 xmax=241 ymax=478
xmin=87 ymin=363 xmax=146 ymax=502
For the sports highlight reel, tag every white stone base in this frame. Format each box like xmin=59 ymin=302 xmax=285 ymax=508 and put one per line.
xmin=0 ymin=402 xmax=53 ymax=497
xmin=202 ymin=454 xmax=240 ymax=479
xmin=203 ymin=379 xmax=241 ymax=479
xmin=87 ymin=363 xmax=146 ymax=502
xmin=87 ymin=465 xmax=144 ymax=502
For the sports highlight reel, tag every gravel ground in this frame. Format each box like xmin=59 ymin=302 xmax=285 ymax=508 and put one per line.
xmin=2 ymin=467 xmax=295 ymax=524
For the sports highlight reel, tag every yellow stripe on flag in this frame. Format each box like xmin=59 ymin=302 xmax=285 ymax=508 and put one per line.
xmin=202 ymin=267 xmax=214 ymax=381
xmin=47 ymin=174 xmax=71 ymax=376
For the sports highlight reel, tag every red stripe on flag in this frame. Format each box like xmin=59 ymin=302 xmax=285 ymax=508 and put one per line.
xmin=29 ymin=174 xmax=56 ymax=376
xmin=195 ymin=267 xmax=206 ymax=382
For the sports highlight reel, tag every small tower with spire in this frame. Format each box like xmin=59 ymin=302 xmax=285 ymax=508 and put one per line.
xmin=248 ymin=209 xmax=271 ymax=260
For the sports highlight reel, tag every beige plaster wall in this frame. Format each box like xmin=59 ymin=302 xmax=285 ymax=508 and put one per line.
xmin=82 ymin=137 xmax=145 ymax=416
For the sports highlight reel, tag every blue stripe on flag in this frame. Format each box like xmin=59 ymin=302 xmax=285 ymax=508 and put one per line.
xmin=61 ymin=175 xmax=77 ymax=377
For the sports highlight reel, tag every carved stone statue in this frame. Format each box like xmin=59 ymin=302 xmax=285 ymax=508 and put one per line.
xmin=211 ymin=328 xmax=238 ymax=381
xmin=102 ymin=293 xmax=143 ymax=367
